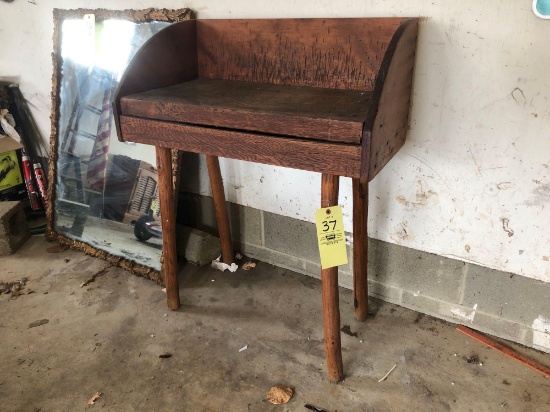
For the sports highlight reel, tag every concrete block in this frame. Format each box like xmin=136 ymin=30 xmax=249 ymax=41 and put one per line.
xmin=304 ymin=260 xmax=320 ymax=279
xmin=236 ymin=242 xmax=266 ymax=260
xmin=339 ymin=271 xmax=354 ymax=290
xmin=401 ymin=291 xmax=446 ymax=315
xmin=227 ymin=203 xmax=262 ymax=246
xmin=266 ymin=248 xmax=307 ymax=274
xmin=175 ymin=224 xmax=221 ymax=266
xmin=0 ymin=201 xmax=29 ymax=255
xmin=402 ymin=291 xmax=475 ymax=325
xmin=178 ymin=192 xmax=262 ymax=245
xmin=264 ymin=211 xmax=354 ymax=272
xmin=469 ymin=311 xmax=525 ymax=345
xmin=304 ymin=260 xmax=354 ymax=290
xmin=462 ymin=264 xmax=550 ymax=326
xmin=369 ymin=239 xmax=464 ymax=304
xmin=264 ymin=211 xmax=320 ymax=263
xmin=263 ymin=210 xmax=463 ymax=303
xmin=239 ymin=242 xmax=306 ymax=274
xmin=400 ymin=292 xmax=521 ymax=343
xmin=342 ymin=241 xmax=354 ymax=275
xmin=368 ymin=279 xmax=402 ymax=304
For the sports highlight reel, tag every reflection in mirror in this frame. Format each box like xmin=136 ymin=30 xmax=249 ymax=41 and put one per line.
xmin=50 ymin=10 xmax=191 ymax=273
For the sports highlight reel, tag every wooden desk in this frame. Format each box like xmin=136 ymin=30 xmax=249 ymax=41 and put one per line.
xmin=114 ymin=17 xmax=419 ymax=382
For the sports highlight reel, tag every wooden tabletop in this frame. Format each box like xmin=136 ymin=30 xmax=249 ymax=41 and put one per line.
xmin=120 ymin=78 xmax=371 ymax=143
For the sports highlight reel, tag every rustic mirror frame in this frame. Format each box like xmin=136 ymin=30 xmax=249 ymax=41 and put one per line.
xmin=46 ymin=8 xmax=193 ymax=284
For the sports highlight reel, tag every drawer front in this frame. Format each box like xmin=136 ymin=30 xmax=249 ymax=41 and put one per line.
xmin=119 ymin=116 xmax=363 ymax=178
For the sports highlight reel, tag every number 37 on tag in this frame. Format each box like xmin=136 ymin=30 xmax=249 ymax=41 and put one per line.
xmin=315 ymin=206 xmax=348 ymax=269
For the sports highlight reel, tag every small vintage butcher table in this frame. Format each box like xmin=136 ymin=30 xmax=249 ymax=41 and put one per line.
xmin=114 ymin=17 xmax=419 ymax=382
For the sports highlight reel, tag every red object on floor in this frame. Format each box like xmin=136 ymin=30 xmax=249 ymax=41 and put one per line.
xmin=457 ymin=325 xmax=550 ymax=378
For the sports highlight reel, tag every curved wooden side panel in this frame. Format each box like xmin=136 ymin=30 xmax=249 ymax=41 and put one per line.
xmin=360 ymin=18 xmax=419 ymax=182
xmin=114 ymin=19 xmax=198 ymax=140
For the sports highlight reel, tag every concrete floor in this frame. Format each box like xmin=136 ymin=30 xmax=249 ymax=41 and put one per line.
xmin=1 ymin=236 xmax=550 ymax=412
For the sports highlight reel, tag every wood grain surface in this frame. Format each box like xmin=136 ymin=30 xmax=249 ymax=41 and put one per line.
xmin=156 ymin=147 xmax=180 ymax=310
xmin=114 ymin=16 xmax=421 ymax=383
xmin=320 ymin=174 xmax=343 ymax=382
xmin=365 ymin=18 xmax=419 ymax=181
xmin=121 ymin=78 xmax=370 ymax=143
xmin=113 ymin=20 xmax=198 ymax=139
xmin=352 ymin=178 xmax=369 ymax=321
xmin=206 ymin=155 xmax=234 ymax=264
xmin=120 ymin=116 xmax=363 ymax=178
xmin=197 ymin=18 xmax=407 ymax=90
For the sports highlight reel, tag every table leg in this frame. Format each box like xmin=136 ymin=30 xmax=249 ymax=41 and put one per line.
xmin=353 ymin=178 xmax=369 ymax=321
xmin=156 ymin=146 xmax=180 ymax=310
xmin=206 ymin=155 xmax=234 ymax=264
xmin=321 ymin=173 xmax=343 ymax=382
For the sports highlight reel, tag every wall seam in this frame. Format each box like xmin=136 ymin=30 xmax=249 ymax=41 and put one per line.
xmin=260 ymin=210 xmax=266 ymax=247
xmin=458 ymin=262 xmax=469 ymax=305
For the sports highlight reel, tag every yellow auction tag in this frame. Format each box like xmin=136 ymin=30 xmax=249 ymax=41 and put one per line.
xmin=315 ymin=206 xmax=348 ymax=269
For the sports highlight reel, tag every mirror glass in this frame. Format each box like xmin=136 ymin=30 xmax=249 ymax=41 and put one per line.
xmin=52 ymin=13 xmax=176 ymax=271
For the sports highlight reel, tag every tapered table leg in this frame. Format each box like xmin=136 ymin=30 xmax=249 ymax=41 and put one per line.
xmin=156 ymin=146 xmax=180 ymax=310
xmin=321 ymin=173 xmax=343 ymax=382
xmin=353 ymin=178 xmax=369 ymax=321
xmin=206 ymin=155 xmax=234 ymax=264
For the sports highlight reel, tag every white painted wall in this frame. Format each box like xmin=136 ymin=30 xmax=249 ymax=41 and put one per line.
xmin=1 ymin=1 xmax=549 ymax=280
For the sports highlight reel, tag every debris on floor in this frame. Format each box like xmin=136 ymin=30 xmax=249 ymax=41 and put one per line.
xmin=266 ymin=385 xmax=294 ymax=405
xmin=239 ymin=345 xmax=248 ymax=352
xmin=28 ymin=319 xmax=49 ymax=328
xmin=211 ymin=256 xmax=238 ymax=272
xmin=0 ymin=277 xmax=28 ymax=298
xmin=465 ymin=354 xmax=480 ymax=364
xmin=4 ymin=236 xmax=550 ymax=410
xmin=159 ymin=353 xmax=172 ymax=359
xmin=457 ymin=325 xmax=550 ymax=378
xmin=378 ymin=363 xmax=398 ymax=382
xmin=304 ymin=404 xmax=326 ymax=412
xmin=81 ymin=265 xmax=111 ymax=288
xmin=242 ymin=261 xmax=256 ymax=271
xmin=235 ymin=252 xmax=243 ymax=260
xmin=86 ymin=391 xmax=102 ymax=406
xmin=341 ymin=324 xmax=358 ymax=337
xmin=46 ymin=244 xmax=69 ymax=253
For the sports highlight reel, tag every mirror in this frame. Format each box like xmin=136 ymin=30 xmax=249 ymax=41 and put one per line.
xmin=47 ymin=8 xmax=192 ymax=280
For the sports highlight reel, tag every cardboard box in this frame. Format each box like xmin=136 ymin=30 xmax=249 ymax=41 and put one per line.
xmin=0 ymin=136 xmax=27 ymax=202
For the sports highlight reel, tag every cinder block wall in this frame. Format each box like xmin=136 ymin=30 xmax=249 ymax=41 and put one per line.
xmin=178 ymin=191 xmax=550 ymax=354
